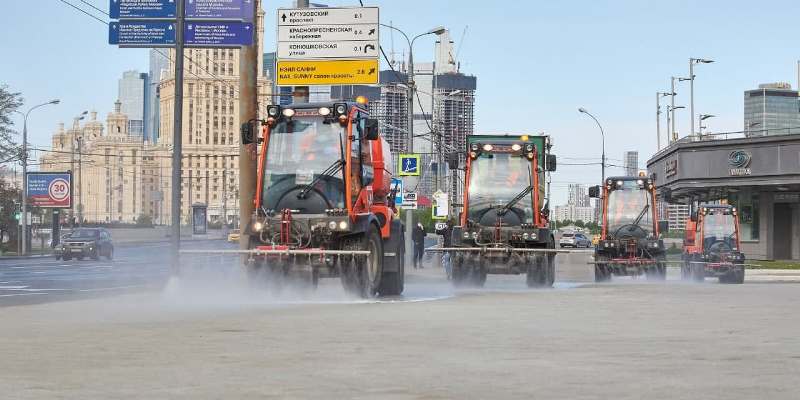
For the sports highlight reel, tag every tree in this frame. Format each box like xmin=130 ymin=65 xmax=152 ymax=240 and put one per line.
xmin=0 ymin=179 xmax=21 ymax=253
xmin=574 ymin=220 xmax=585 ymax=228
xmin=0 ymin=85 xmax=24 ymax=162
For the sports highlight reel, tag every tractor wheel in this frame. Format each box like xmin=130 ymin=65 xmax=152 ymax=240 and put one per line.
xmin=452 ymin=260 xmax=470 ymax=288
xmin=647 ymin=256 xmax=667 ymax=281
xmin=526 ymin=256 xmax=548 ymax=288
xmin=691 ymin=256 xmax=705 ymax=282
xmin=594 ymin=255 xmax=611 ymax=282
xmin=378 ymin=224 xmax=404 ymax=296
xmin=341 ymin=226 xmax=383 ymax=298
xmin=721 ymin=265 xmax=745 ymax=284
xmin=106 ymin=246 xmax=114 ymax=261
xmin=471 ymin=263 xmax=487 ymax=288
xmin=681 ymin=255 xmax=691 ymax=281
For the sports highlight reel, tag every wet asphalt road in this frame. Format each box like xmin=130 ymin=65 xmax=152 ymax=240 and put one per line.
xmin=0 ymin=240 xmax=233 ymax=307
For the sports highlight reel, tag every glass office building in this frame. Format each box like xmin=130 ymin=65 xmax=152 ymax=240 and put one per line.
xmin=743 ymin=83 xmax=800 ymax=136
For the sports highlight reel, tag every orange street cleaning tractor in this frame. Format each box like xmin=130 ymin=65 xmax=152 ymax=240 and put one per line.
xmin=435 ymin=134 xmax=560 ymax=288
xmin=589 ymin=175 xmax=667 ymax=282
xmin=237 ymin=99 xmax=404 ymax=298
xmin=682 ymin=204 xmax=745 ymax=284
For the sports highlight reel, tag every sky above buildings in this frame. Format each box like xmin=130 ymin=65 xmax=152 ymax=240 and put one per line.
xmin=2 ymin=0 xmax=799 ymax=203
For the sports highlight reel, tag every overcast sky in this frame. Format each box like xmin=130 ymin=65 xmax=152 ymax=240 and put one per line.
xmin=2 ymin=0 xmax=799 ymax=203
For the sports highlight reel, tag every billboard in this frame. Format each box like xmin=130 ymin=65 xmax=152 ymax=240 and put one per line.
xmin=26 ymin=172 xmax=72 ymax=209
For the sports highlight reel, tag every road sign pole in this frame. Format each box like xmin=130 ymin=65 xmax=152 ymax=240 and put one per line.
xmin=294 ymin=0 xmax=310 ymax=103
xmin=170 ymin=0 xmax=186 ymax=275
xmin=239 ymin=0 xmax=259 ymax=257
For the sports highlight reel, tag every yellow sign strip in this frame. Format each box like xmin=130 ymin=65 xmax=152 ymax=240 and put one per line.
xmin=276 ymin=59 xmax=380 ymax=86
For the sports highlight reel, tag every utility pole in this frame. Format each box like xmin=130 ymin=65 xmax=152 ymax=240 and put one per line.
xmin=77 ymin=136 xmax=83 ymax=226
xmin=222 ymin=167 xmax=227 ymax=227
xmin=239 ymin=0 xmax=259 ymax=254
xmin=19 ymin=100 xmax=60 ymax=255
xmin=689 ymin=59 xmax=695 ymax=139
xmin=405 ymin=36 xmax=416 ymax=270
xmin=170 ymin=0 xmax=186 ymax=273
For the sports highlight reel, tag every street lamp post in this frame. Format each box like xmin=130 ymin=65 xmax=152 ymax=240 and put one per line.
xmin=699 ymin=114 xmax=715 ymax=137
xmin=656 ymin=92 xmax=671 ymax=150
xmin=689 ymin=58 xmax=714 ymax=138
xmin=70 ymin=111 xmax=88 ymax=226
xmin=379 ymin=23 xmax=445 ymax=268
xmin=578 ymin=108 xmax=606 ymax=185
xmin=18 ymin=99 xmax=60 ymax=255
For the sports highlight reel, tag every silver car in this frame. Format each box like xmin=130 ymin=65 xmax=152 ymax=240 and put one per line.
xmin=559 ymin=232 xmax=591 ymax=248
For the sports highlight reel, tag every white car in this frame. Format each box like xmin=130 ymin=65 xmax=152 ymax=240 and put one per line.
xmin=560 ymin=232 xmax=592 ymax=248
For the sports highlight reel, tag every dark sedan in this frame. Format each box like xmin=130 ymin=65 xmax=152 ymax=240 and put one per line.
xmin=56 ymin=228 xmax=114 ymax=261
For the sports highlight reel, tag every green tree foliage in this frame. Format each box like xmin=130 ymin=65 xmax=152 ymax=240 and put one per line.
xmin=0 ymin=85 xmax=24 ymax=162
xmin=0 ymin=179 xmax=21 ymax=252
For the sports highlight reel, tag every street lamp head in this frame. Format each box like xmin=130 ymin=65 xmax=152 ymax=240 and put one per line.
xmin=700 ymin=59 xmax=714 ymax=64
xmin=428 ymin=26 xmax=446 ymax=35
xmin=700 ymin=114 xmax=716 ymax=120
xmin=50 ymin=99 xmax=61 ymax=105
xmin=578 ymin=107 xmax=587 ymax=113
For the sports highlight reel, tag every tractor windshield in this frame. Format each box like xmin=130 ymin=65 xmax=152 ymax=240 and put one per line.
xmin=703 ymin=211 xmax=737 ymax=249
xmin=467 ymin=152 xmax=534 ymax=224
xmin=262 ymin=117 xmax=346 ymax=211
xmin=606 ymin=184 xmax=654 ymax=237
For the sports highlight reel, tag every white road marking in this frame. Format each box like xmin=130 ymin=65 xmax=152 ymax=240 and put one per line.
xmin=0 ymin=293 xmax=47 ymax=298
xmin=0 ymin=286 xmax=29 ymax=290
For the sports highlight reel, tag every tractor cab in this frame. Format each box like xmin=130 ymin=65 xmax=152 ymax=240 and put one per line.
xmin=589 ymin=175 xmax=666 ymax=281
xmin=682 ymin=204 xmax=745 ymax=283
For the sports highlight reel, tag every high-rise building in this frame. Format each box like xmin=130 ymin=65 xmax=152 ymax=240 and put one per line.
xmin=158 ymin=7 xmax=272 ymax=223
xmin=744 ymin=82 xmax=800 ymax=136
xmin=118 ymin=70 xmax=147 ymax=138
xmin=624 ymin=151 xmax=639 ymax=176
xmin=147 ymin=50 xmax=170 ymax=143
xmin=568 ymin=184 xmax=590 ymax=207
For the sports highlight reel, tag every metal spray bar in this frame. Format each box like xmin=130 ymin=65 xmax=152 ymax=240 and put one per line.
xmin=425 ymin=246 xmax=585 ymax=254
xmin=180 ymin=249 xmax=371 ymax=256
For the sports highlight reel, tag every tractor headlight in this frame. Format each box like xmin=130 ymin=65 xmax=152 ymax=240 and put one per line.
xmin=511 ymin=144 xmax=522 ymax=151
xmin=463 ymin=231 xmax=470 ymax=239
xmin=529 ymin=232 xmax=538 ymax=240
xmin=338 ymin=221 xmax=349 ymax=230
xmin=252 ymin=220 xmax=264 ymax=232
xmin=604 ymin=242 xmax=610 ymax=248
xmin=282 ymin=108 xmax=296 ymax=118
xmin=522 ymin=233 xmax=530 ymax=240
xmin=471 ymin=232 xmax=479 ymax=239
xmin=328 ymin=221 xmax=338 ymax=230
xmin=267 ymin=105 xmax=281 ymax=118
xmin=318 ymin=107 xmax=331 ymax=116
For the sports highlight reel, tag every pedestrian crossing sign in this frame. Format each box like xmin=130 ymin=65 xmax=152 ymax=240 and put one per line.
xmin=398 ymin=154 xmax=420 ymax=176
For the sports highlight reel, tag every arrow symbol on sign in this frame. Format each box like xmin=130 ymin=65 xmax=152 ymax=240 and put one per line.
xmin=364 ymin=44 xmax=375 ymax=54
xmin=368 ymin=68 xmax=376 ymax=75
xmin=281 ymin=14 xmax=287 ymax=22
xmin=368 ymin=28 xmax=376 ymax=35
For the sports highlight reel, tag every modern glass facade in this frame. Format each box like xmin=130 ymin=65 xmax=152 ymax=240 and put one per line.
xmin=118 ymin=70 xmax=146 ymax=138
xmin=743 ymin=84 xmax=800 ymax=136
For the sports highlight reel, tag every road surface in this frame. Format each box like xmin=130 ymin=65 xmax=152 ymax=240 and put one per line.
xmin=1 ymin=250 xmax=799 ymax=399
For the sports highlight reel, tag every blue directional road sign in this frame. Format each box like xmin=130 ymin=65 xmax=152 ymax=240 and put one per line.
xmin=185 ymin=22 xmax=253 ymax=47
xmin=186 ymin=0 xmax=255 ymax=22
xmin=109 ymin=21 xmax=176 ymax=46
xmin=109 ymin=0 xmax=177 ymax=19
xmin=398 ymin=154 xmax=420 ymax=177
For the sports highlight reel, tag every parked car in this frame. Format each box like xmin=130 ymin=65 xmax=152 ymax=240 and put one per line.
xmin=559 ymin=232 xmax=592 ymax=248
xmin=57 ymin=228 xmax=114 ymax=261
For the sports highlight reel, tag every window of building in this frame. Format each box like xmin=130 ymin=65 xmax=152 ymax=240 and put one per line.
xmin=730 ymin=190 xmax=760 ymax=241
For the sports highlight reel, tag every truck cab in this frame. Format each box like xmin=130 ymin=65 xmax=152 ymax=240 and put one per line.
xmin=589 ymin=175 xmax=666 ymax=281
xmin=682 ymin=204 xmax=745 ymax=284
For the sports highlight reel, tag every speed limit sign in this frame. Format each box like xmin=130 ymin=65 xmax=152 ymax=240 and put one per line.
xmin=48 ymin=178 xmax=70 ymax=202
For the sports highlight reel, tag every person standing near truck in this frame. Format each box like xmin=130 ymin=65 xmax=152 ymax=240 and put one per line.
xmin=412 ymin=223 xmax=426 ymax=269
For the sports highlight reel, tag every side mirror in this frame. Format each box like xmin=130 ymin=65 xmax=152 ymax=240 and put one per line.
xmin=658 ymin=220 xmax=669 ymax=233
xmin=240 ymin=122 xmax=255 ymax=145
xmin=447 ymin=152 xmax=460 ymax=170
xmin=364 ymin=118 xmax=379 ymax=140
xmin=588 ymin=185 xmax=600 ymax=198
xmin=690 ymin=212 xmax=698 ymax=222
xmin=546 ymin=154 xmax=557 ymax=172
